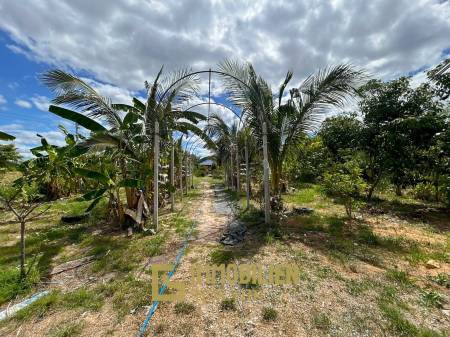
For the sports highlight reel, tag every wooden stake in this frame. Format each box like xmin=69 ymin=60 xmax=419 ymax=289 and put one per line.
xmin=263 ymin=122 xmax=270 ymax=224
xmin=236 ymin=143 xmax=240 ymax=193
xmin=230 ymin=146 xmax=235 ymax=191
xmin=245 ymin=138 xmax=250 ymax=210
xmin=170 ymin=139 xmax=175 ymax=212
xmin=153 ymin=121 xmax=159 ymax=231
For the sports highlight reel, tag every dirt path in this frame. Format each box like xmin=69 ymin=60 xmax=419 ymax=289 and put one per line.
xmin=190 ymin=181 xmax=234 ymax=244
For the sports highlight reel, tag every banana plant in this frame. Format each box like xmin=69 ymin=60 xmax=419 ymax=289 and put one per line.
xmin=75 ymin=166 xmax=142 ymax=225
xmin=25 ymin=126 xmax=88 ymax=200
xmin=0 ymin=131 xmax=15 ymax=141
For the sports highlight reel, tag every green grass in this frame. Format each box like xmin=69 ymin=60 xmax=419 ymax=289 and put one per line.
xmin=357 ymin=226 xmax=380 ymax=245
xmin=3 ymin=287 xmax=105 ymax=324
xmin=420 ymin=290 xmax=443 ymax=308
xmin=210 ymin=249 xmax=235 ymax=265
xmin=386 ymin=269 xmax=414 ymax=287
xmin=262 ymin=307 xmax=278 ymax=321
xmin=46 ymin=321 xmax=84 ymax=337
xmin=345 ymin=278 xmax=372 ymax=296
xmin=97 ymin=276 xmax=152 ymax=317
xmin=172 ymin=215 xmax=193 ymax=236
xmin=86 ymin=231 xmax=166 ymax=274
xmin=312 ymin=311 xmax=331 ymax=331
xmin=63 ymin=287 xmax=104 ymax=311
xmin=283 ymin=184 xmax=323 ymax=204
xmin=428 ymin=273 xmax=450 ymax=288
xmin=219 ymin=298 xmax=236 ymax=311
xmin=174 ymin=302 xmax=195 ymax=315
xmin=379 ymin=301 xmax=444 ymax=337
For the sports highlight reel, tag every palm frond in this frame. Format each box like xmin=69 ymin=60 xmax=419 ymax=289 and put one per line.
xmin=41 ymin=70 xmax=122 ymax=129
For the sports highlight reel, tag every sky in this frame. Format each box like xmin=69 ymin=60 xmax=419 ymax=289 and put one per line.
xmin=0 ymin=0 xmax=449 ymax=158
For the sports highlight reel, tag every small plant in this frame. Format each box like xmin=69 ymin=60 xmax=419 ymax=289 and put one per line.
xmin=412 ymin=183 xmax=436 ymax=202
xmin=378 ymin=302 xmax=418 ymax=336
xmin=357 ymin=226 xmax=379 ymax=245
xmin=323 ymin=159 xmax=366 ymax=218
xmin=386 ymin=269 xmax=413 ymax=286
xmin=262 ymin=306 xmax=278 ymax=321
xmin=154 ymin=323 xmax=166 ymax=334
xmin=420 ymin=290 xmax=443 ymax=308
xmin=0 ymin=181 xmax=49 ymax=279
xmin=48 ymin=321 xmax=84 ymax=337
xmin=265 ymin=232 xmax=275 ymax=244
xmin=429 ymin=273 xmax=450 ymax=288
xmin=219 ymin=298 xmax=236 ymax=311
xmin=210 ymin=249 xmax=234 ymax=265
xmin=174 ymin=301 xmax=195 ymax=315
xmin=312 ymin=311 xmax=331 ymax=331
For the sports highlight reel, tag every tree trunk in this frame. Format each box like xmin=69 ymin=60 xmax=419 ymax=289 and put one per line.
xmin=20 ymin=220 xmax=26 ymax=279
xmin=366 ymin=174 xmax=381 ymax=201
xmin=395 ymin=184 xmax=402 ymax=196
xmin=433 ymin=171 xmax=440 ymax=202
xmin=270 ymin=161 xmax=282 ymax=196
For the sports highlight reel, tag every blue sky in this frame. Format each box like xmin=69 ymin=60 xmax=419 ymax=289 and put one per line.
xmin=0 ymin=0 xmax=449 ymax=158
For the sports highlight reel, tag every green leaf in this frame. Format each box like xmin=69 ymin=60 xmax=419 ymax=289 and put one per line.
xmin=0 ymin=131 xmax=15 ymax=141
xmin=49 ymin=105 xmax=107 ymax=132
xmin=81 ymin=188 xmax=108 ymax=201
xmin=132 ymin=97 xmax=146 ymax=112
xmin=178 ymin=110 xmax=207 ymax=124
xmin=111 ymin=103 xmax=137 ymax=113
xmin=73 ymin=167 xmax=111 ymax=185
xmin=123 ymin=111 xmax=139 ymax=126
xmin=86 ymin=196 xmax=103 ymax=212
xmin=67 ymin=144 xmax=89 ymax=158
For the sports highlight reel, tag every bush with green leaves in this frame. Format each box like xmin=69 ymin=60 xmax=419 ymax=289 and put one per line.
xmin=323 ymin=159 xmax=367 ymax=218
xmin=412 ymin=182 xmax=436 ymax=202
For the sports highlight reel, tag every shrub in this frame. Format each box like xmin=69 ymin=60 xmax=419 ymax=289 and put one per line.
xmin=174 ymin=302 xmax=195 ymax=315
xmin=210 ymin=249 xmax=234 ymax=265
xmin=219 ymin=298 xmax=236 ymax=311
xmin=312 ymin=311 xmax=331 ymax=331
xmin=262 ymin=307 xmax=278 ymax=321
xmin=412 ymin=183 xmax=435 ymax=202
xmin=323 ymin=159 xmax=367 ymax=218
xmin=420 ymin=290 xmax=443 ymax=308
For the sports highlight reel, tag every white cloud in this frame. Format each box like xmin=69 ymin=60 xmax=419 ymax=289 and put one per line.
xmin=0 ymin=0 xmax=448 ymax=94
xmin=0 ymin=123 xmax=66 ymax=159
xmin=81 ymin=78 xmax=134 ymax=105
xmin=30 ymin=95 xmax=50 ymax=111
xmin=14 ymin=99 xmax=32 ymax=108
xmin=0 ymin=94 xmax=6 ymax=105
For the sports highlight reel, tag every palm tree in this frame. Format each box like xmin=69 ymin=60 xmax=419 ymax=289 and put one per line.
xmin=219 ymin=60 xmax=365 ymax=195
xmin=41 ymin=68 xmax=211 ymax=224
xmin=204 ymin=113 xmax=240 ymax=189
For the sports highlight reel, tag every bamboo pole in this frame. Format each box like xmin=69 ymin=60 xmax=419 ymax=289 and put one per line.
xmin=263 ymin=122 xmax=270 ymax=224
xmin=170 ymin=139 xmax=175 ymax=211
xmin=245 ymin=138 xmax=250 ymax=210
xmin=153 ymin=121 xmax=159 ymax=231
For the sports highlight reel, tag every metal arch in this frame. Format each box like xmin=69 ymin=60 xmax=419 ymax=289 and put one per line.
xmin=157 ymin=69 xmax=251 ymax=109
xmin=184 ymin=102 xmax=241 ymax=120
